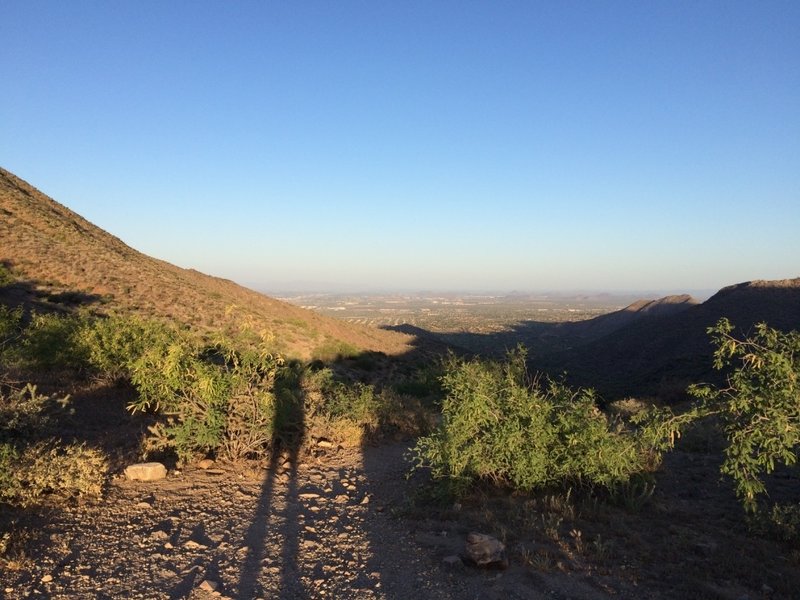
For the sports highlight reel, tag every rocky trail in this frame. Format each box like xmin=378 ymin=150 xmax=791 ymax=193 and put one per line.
xmin=3 ymin=443 xmax=628 ymax=600
xmin=2 ymin=441 xmax=799 ymax=599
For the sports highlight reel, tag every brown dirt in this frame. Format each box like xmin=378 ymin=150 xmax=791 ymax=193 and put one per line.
xmin=2 ymin=437 xmax=798 ymax=600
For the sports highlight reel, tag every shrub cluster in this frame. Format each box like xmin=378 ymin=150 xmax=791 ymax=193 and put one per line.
xmin=412 ymin=347 xmax=649 ymax=497
xmin=0 ymin=384 xmax=108 ymax=508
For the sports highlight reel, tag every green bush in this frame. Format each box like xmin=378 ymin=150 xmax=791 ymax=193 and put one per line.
xmin=79 ymin=313 xmax=175 ymax=381
xmin=412 ymin=347 xmax=647 ymax=496
xmin=0 ymin=264 xmax=14 ymax=286
xmin=637 ymin=318 xmax=800 ymax=512
xmin=18 ymin=311 xmax=88 ymax=370
xmin=93 ymin=319 xmax=286 ymax=462
xmin=0 ymin=305 xmax=23 ymax=359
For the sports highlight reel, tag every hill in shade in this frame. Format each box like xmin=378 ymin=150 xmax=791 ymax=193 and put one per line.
xmin=0 ymin=167 xmax=412 ymax=359
xmin=537 ymin=278 xmax=800 ymax=401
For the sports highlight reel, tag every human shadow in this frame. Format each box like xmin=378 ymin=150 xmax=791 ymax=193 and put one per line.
xmin=237 ymin=362 xmax=306 ymax=598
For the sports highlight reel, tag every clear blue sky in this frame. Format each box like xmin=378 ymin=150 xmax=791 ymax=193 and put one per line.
xmin=2 ymin=1 xmax=798 ymax=293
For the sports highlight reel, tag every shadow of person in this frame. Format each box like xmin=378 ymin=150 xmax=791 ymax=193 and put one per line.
xmin=237 ymin=362 xmax=306 ymax=599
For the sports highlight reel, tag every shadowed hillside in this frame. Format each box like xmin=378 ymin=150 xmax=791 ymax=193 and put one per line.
xmin=537 ymin=278 xmax=800 ymax=400
xmin=0 ymin=167 xmax=412 ymax=359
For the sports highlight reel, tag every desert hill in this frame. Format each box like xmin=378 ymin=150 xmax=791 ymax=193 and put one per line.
xmin=0 ymin=167 xmax=412 ymax=359
xmin=537 ymin=278 xmax=800 ymax=400
xmin=549 ymin=293 xmax=698 ymax=343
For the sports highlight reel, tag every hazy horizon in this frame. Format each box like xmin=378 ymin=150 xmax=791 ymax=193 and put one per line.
xmin=253 ymin=280 xmax=718 ymax=302
xmin=2 ymin=2 xmax=798 ymax=293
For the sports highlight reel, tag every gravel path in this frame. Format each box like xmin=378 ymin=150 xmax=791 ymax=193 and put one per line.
xmin=4 ymin=444 xmax=603 ymax=600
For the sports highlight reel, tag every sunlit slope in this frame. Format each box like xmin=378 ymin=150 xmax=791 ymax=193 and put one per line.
xmin=0 ymin=167 xmax=412 ymax=358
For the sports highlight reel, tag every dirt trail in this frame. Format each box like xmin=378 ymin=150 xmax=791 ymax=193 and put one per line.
xmin=3 ymin=442 xmax=798 ymax=599
xmin=1 ymin=443 xmax=621 ymax=600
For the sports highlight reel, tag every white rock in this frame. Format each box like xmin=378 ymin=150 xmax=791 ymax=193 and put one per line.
xmin=124 ymin=462 xmax=167 ymax=482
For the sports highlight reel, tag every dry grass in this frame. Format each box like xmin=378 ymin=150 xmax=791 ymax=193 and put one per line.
xmin=0 ymin=168 xmax=412 ymax=359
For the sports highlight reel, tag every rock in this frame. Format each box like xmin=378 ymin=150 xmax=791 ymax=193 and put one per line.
xmin=360 ymin=495 xmax=370 ymax=505
xmin=198 ymin=458 xmax=215 ymax=470
xmin=316 ymin=439 xmax=334 ymax=448
xmin=40 ymin=575 xmax=53 ymax=583
xmin=199 ymin=579 xmax=219 ymax=592
xmin=124 ymin=462 xmax=167 ymax=482
xmin=442 ymin=555 xmax=464 ymax=570
xmin=465 ymin=532 xmax=508 ymax=568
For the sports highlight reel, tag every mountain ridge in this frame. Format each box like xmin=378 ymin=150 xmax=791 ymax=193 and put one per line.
xmin=0 ymin=167 xmax=413 ymax=359
xmin=537 ymin=277 xmax=800 ymax=400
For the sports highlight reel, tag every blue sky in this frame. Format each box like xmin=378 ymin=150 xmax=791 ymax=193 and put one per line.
xmin=2 ymin=1 xmax=798 ymax=293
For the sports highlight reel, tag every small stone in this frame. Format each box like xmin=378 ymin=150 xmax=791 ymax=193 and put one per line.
xmin=164 ymin=542 xmax=174 ymax=550
xmin=41 ymin=575 xmax=53 ymax=583
xmin=316 ymin=439 xmax=333 ymax=448
xmin=198 ymin=459 xmax=215 ymax=470
xmin=199 ymin=579 xmax=219 ymax=592
xmin=360 ymin=495 xmax=370 ymax=505
xmin=334 ymin=494 xmax=349 ymax=504
xmin=184 ymin=540 xmax=206 ymax=550
xmin=299 ymin=492 xmax=320 ymax=500
xmin=124 ymin=462 xmax=167 ymax=482
xmin=465 ymin=532 xmax=508 ymax=568
xmin=136 ymin=501 xmax=153 ymax=509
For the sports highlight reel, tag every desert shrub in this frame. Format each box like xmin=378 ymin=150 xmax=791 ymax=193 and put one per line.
xmin=301 ymin=368 xmax=379 ymax=447
xmin=393 ymin=364 xmax=444 ymax=404
xmin=79 ymin=313 xmax=174 ymax=381
xmin=311 ymin=339 xmax=359 ymax=362
xmin=0 ymin=305 xmax=23 ymax=357
xmin=0 ymin=441 xmax=107 ymax=507
xmin=0 ymin=384 xmax=108 ymax=508
xmin=637 ymin=319 xmax=800 ymax=512
xmin=412 ymin=347 xmax=647 ymax=497
xmin=18 ymin=311 xmax=88 ymax=370
xmin=121 ymin=323 xmax=285 ymax=462
xmin=0 ymin=263 xmax=14 ymax=286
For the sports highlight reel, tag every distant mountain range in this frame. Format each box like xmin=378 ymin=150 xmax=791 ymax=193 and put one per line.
xmin=2 ymin=166 xmax=796 ymax=398
xmin=0 ymin=167 xmax=412 ymax=359
xmin=536 ymin=279 xmax=800 ymax=401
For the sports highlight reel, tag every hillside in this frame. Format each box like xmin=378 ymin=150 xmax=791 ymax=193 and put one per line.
xmin=537 ymin=278 xmax=800 ymax=400
xmin=0 ymin=167 xmax=412 ymax=359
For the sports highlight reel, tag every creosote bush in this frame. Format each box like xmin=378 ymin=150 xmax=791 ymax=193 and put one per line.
xmin=412 ymin=347 xmax=650 ymax=497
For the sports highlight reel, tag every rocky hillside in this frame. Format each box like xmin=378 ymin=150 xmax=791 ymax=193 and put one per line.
xmin=0 ymin=167 xmax=412 ymax=359
xmin=538 ymin=278 xmax=800 ymax=400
